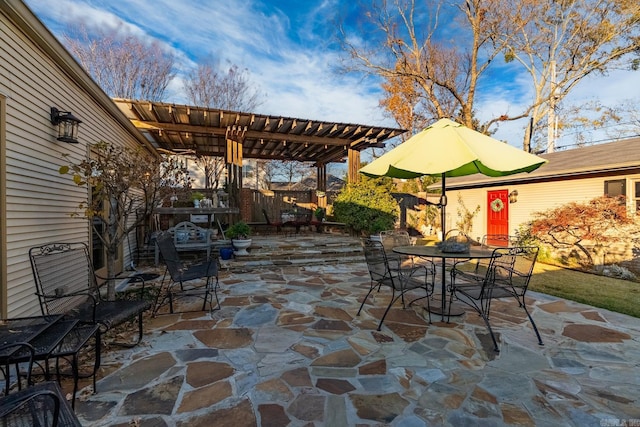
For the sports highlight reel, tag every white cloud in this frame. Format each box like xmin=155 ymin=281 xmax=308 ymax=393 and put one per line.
xmin=24 ymin=0 xmax=639 ymax=144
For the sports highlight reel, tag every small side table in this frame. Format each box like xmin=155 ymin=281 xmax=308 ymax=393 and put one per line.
xmin=0 ymin=315 xmax=63 ymax=394
xmin=50 ymin=324 xmax=101 ymax=409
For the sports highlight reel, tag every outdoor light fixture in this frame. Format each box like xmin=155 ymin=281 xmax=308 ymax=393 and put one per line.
xmin=50 ymin=107 xmax=81 ymax=143
xmin=508 ymin=190 xmax=519 ymax=203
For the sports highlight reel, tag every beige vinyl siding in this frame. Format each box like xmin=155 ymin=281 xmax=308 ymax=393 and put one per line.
xmin=1 ymin=94 xmax=7 ymax=316
xmin=1 ymin=9 xmax=145 ymax=317
xmin=449 ymin=175 xmax=638 ymax=241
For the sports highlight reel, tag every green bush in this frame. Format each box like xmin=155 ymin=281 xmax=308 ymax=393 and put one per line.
xmin=332 ymin=177 xmax=399 ymax=235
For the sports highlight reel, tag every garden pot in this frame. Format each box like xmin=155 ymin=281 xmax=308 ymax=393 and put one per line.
xmin=219 ymin=247 xmax=234 ymax=260
xmin=232 ymin=239 xmax=252 ymax=256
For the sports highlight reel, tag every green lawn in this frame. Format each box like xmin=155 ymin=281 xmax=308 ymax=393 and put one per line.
xmin=530 ymin=262 xmax=640 ymax=318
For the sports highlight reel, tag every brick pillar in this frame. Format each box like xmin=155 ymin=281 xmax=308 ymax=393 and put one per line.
xmin=240 ymin=188 xmax=252 ymax=222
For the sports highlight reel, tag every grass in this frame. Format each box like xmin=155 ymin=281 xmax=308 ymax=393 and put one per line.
xmin=530 ymin=262 xmax=640 ymax=318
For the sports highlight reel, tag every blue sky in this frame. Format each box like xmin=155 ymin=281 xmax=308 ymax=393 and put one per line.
xmin=23 ymin=0 xmax=640 ymax=151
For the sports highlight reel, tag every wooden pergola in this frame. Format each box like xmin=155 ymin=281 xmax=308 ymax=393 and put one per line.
xmin=114 ymin=99 xmax=405 ymax=210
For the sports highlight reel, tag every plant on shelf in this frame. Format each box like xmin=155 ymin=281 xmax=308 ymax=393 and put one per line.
xmin=190 ymin=191 xmax=205 ymax=207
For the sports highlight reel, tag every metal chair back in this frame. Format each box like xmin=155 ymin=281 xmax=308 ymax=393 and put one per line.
xmin=155 ymin=232 xmax=185 ymax=282
xmin=379 ymin=230 xmax=411 ymax=253
xmin=154 ymin=231 xmax=219 ymax=314
xmin=29 ymin=243 xmax=96 ymax=316
xmin=449 ymin=245 xmax=542 ymax=352
xmin=362 ymin=238 xmax=397 ymax=288
xmin=360 ymin=238 xmax=433 ymax=330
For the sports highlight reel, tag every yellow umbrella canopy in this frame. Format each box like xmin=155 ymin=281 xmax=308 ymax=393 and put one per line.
xmin=360 ymin=118 xmax=547 ymax=179
xmin=359 ymin=117 xmax=547 ymax=241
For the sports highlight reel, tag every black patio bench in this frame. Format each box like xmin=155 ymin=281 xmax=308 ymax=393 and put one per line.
xmin=29 ymin=242 xmax=151 ymax=347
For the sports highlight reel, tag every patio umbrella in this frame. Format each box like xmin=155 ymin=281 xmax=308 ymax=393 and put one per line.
xmin=359 ymin=118 xmax=548 ymax=236
xmin=360 ymin=118 xmax=547 ymax=320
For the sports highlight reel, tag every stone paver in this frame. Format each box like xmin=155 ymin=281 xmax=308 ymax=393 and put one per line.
xmin=69 ymin=235 xmax=640 ymax=426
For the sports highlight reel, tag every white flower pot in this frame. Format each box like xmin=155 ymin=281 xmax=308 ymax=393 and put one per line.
xmin=232 ymin=238 xmax=252 ymax=256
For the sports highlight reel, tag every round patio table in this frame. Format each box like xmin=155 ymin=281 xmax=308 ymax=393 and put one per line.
xmin=392 ymin=245 xmax=497 ymax=321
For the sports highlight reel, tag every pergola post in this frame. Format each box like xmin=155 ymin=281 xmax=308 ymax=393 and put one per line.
xmin=316 ymin=164 xmax=327 ymax=208
xmin=226 ymin=138 xmax=243 ymax=218
xmin=347 ymin=148 xmax=360 ymax=183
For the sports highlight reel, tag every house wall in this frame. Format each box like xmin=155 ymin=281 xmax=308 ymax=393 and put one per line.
xmin=448 ymin=174 xmax=640 ymax=240
xmin=0 ymin=3 xmax=147 ymax=317
xmin=448 ymin=174 xmax=640 ymax=271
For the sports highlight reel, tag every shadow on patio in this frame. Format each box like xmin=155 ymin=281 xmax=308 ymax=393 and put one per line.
xmin=69 ymin=235 xmax=640 ymax=426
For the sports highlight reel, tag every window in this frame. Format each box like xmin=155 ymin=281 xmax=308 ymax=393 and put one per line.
xmin=604 ymin=179 xmax=626 ymax=197
xmin=635 ymin=181 xmax=640 ymax=213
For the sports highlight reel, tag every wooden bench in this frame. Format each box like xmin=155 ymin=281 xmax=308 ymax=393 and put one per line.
xmin=29 ymin=242 xmax=151 ymax=347
xmin=154 ymin=221 xmax=222 ymax=265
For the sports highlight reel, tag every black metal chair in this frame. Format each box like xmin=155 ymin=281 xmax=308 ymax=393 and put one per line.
xmin=154 ymin=231 xmax=220 ymax=315
xmin=262 ymin=209 xmax=283 ymax=233
xmin=29 ymin=243 xmax=151 ymax=347
xmin=359 ymin=238 xmax=434 ymax=330
xmin=380 ymin=230 xmax=436 ymax=280
xmin=449 ymin=246 xmax=543 ymax=352
xmin=0 ymin=381 xmax=81 ymax=427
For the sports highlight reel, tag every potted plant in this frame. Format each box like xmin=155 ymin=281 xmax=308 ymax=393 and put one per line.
xmin=314 ymin=207 xmax=325 ymax=221
xmin=191 ymin=191 xmax=205 ymax=208
xmin=313 ymin=207 xmax=326 ymax=233
xmin=226 ymin=221 xmax=252 ymax=255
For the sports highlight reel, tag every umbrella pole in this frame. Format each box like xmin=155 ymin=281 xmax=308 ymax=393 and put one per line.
xmin=440 ymin=174 xmax=447 ymax=321
xmin=440 ymin=175 xmax=446 ymax=240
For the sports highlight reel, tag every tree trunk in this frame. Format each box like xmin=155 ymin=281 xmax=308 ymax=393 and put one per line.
xmin=106 ymin=250 xmax=117 ymax=301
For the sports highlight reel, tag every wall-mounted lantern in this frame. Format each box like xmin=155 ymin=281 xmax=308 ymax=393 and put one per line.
xmin=50 ymin=107 xmax=81 ymax=143
xmin=508 ymin=190 xmax=519 ymax=204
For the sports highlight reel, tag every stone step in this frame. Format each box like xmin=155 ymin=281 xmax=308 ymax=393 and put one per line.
xmin=138 ymin=234 xmax=366 ymax=270
xmin=220 ymin=235 xmax=364 ymax=270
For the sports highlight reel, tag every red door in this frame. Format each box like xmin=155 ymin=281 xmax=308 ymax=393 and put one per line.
xmin=486 ymin=189 xmax=509 ymax=246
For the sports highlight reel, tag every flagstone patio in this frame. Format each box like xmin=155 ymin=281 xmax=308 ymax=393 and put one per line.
xmin=70 ymin=236 xmax=640 ymax=426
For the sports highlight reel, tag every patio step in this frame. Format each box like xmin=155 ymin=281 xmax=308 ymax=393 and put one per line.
xmin=220 ymin=234 xmax=365 ymax=270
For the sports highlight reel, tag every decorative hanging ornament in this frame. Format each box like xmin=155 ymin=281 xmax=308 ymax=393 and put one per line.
xmin=490 ymin=198 xmax=504 ymax=212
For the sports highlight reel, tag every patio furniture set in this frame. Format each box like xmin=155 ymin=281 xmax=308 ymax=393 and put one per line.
xmin=1 ymin=226 xmax=540 ymax=423
xmin=361 ymin=230 xmax=542 ymax=353
xmin=1 ymin=235 xmax=217 ymax=425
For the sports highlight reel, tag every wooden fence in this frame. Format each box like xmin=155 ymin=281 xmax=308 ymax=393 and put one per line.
xmin=243 ymin=189 xmax=340 ymax=223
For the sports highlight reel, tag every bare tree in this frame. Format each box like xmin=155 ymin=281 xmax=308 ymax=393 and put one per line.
xmin=259 ymin=160 xmax=279 ymax=190
xmin=183 ymin=58 xmax=264 ymax=188
xmin=64 ymin=25 xmax=175 ymax=101
xmin=499 ymin=0 xmax=640 ymax=151
xmin=184 ymin=58 xmax=263 ymax=112
xmin=551 ymin=98 xmax=640 ymax=148
xmin=339 ymin=0 xmax=517 ymax=131
xmin=341 ymin=0 xmax=639 ymax=150
xmin=272 ymin=160 xmax=311 ymax=190
xmin=190 ymin=154 xmax=225 ymax=190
